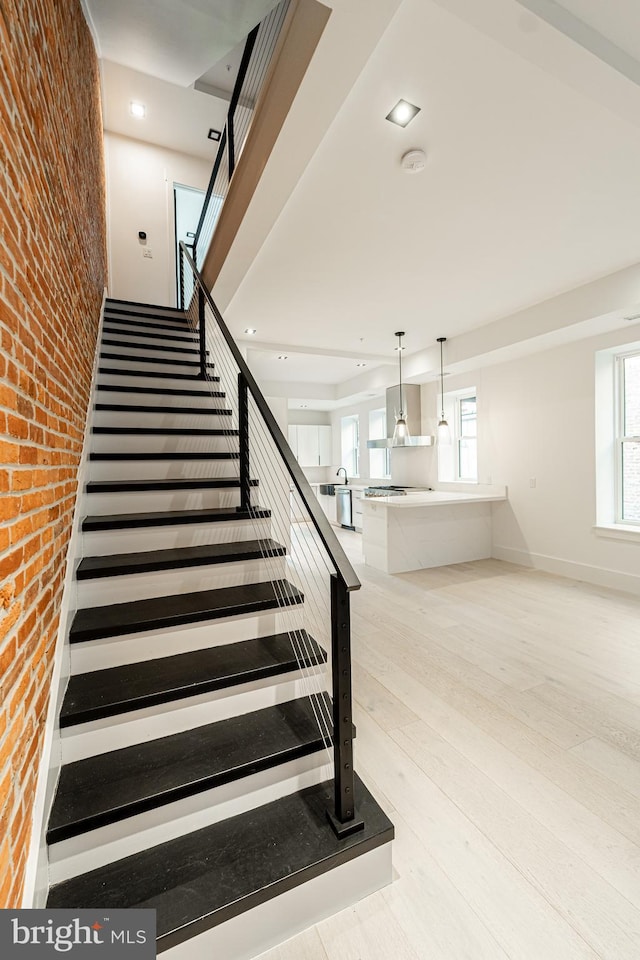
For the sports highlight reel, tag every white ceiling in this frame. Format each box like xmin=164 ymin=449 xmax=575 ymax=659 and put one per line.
xmin=87 ymin=0 xmax=640 ymax=409
xmin=84 ymin=0 xmax=280 ymax=85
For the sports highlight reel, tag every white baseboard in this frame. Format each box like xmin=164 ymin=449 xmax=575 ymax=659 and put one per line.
xmin=162 ymin=842 xmax=393 ymax=960
xmin=21 ymin=291 xmax=108 ymax=908
xmin=491 ymin=544 xmax=640 ymax=595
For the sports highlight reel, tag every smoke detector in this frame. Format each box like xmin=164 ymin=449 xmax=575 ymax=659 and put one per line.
xmin=401 ymin=149 xmax=426 ymax=173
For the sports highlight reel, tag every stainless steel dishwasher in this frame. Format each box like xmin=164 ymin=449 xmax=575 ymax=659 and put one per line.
xmin=336 ymin=487 xmax=354 ymax=529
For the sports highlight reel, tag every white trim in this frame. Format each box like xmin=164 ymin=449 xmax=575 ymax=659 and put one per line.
xmin=592 ymin=523 xmax=640 ymax=542
xmin=162 ymin=842 xmax=393 ymax=960
xmin=492 ymin=543 xmax=640 ymax=596
xmin=21 ymin=291 xmax=108 ymax=908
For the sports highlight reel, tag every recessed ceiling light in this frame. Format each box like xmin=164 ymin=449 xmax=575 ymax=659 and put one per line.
xmin=208 ymin=128 xmax=222 ymax=141
xmin=386 ymin=99 xmax=420 ymax=127
xmin=278 ymin=355 xmax=288 ymax=360
xmin=244 ymin=328 xmax=256 ymax=334
xmin=130 ymin=101 xmax=146 ymax=119
xmin=356 ymin=362 xmax=366 ymax=367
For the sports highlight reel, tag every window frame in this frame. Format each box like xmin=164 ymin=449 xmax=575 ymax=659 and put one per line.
xmin=368 ymin=408 xmax=391 ymax=480
xmin=340 ymin=414 xmax=360 ymax=479
xmin=455 ymin=392 xmax=478 ymax=482
xmin=616 ymin=349 xmax=640 ymax=526
xmin=437 ymin=386 xmax=478 ymax=483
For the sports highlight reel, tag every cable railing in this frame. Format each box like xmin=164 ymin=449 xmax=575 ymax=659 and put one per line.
xmin=178 ymin=241 xmax=363 ymax=836
xmin=185 ymin=0 xmax=291 ymax=290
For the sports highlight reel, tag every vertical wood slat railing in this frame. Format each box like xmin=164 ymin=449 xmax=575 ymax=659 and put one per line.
xmin=179 ymin=241 xmax=364 ymax=837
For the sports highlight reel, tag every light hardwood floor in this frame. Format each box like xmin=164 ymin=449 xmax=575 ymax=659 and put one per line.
xmin=258 ymin=532 xmax=640 ymax=960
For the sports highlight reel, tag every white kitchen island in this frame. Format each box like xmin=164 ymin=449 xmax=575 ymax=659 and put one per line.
xmin=362 ymin=489 xmax=507 ymax=574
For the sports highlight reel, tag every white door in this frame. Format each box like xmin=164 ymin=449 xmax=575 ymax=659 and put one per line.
xmin=174 ymin=183 xmax=205 ymax=307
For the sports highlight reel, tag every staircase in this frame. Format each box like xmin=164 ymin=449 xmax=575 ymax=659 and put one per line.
xmin=45 ymin=294 xmax=393 ymax=958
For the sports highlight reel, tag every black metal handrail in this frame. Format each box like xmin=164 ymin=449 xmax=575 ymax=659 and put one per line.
xmin=180 ymin=242 xmax=360 ymax=593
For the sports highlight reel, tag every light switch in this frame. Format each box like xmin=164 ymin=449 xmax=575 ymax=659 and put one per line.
xmin=143 ymin=248 xmax=153 ymax=259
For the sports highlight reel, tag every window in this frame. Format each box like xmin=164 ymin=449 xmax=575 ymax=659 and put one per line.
xmin=457 ymin=394 xmax=477 ymax=481
xmin=618 ymin=351 xmax=640 ymax=523
xmin=368 ymin=408 xmax=391 ymax=479
xmin=437 ymin=388 xmax=477 ymax=482
xmin=340 ymin=415 xmax=360 ymax=478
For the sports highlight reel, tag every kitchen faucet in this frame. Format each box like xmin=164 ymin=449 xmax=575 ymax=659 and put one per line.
xmin=336 ymin=467 xmax=348 ymax=484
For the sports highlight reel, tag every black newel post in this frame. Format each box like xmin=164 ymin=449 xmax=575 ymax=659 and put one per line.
xmin=327 ymin=574 xmax=364 ymax=838
xmin=238 ymin=372 xmax=250 ymax=512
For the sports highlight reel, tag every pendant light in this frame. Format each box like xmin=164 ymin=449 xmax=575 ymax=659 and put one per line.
xmin=437 ymin=337 xmax=451 ymax=444
xmin=392 ymin=331 xmax=411 ymax=445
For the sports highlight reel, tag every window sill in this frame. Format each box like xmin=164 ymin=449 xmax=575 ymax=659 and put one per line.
xmin=593 ymin=524 xmax=640 ymax=542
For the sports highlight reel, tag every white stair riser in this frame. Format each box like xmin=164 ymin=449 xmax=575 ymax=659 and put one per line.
xmin=97 ymin=373 xmax=215 ymax=390
xmin=90 ymin=434 xmax=237 ymax=454
xmin=100 ymin=341 xmax=201 ymax=362
xmin=81 ymin=518 xmax=272 ymax=555
xmin=100 ymin=357 xmax=206 ymax=376
xmin=103 ymin=316 xmax=191 ymax=332
xmin=95 ymin=390 xmax=228 ymax=411
xmin=48 ymin=752 xmax=332 ymax=885
xmin=61 ymin=668 xmax=328 ymax=762
xmin=85 ymin=488 xmax=242 ymax=515
xmin=92 ymin=410 xmax=231 ymax=430
xmin=76 ymin=556 xmax=287 ymax=608
xmin=88 ymin=459 xmax=240 ymax=481
xmin=70 ymin=606 xmax=306 ymax=673
xmin=102 ymin=327 xmax=197 ymax=345
xmin=163 ymin=845 xmax=393 ymax=960
xmin=105 ymin=305 xmax=187 ymax=320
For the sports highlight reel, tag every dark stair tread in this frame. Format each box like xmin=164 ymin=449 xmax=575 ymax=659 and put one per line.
xmin=102 ymin=326 xmax=197 ymax=344
xmin=106 ymin=297 xmax=188 ymax=316
xmin=100 ymin=352 xmax=214 ymax=369
xmin=85 ymin=478 xmax=257 ymax=493
xmin=76 ymin=537 xmax=286 ymax=579
xmin=103 ymin=316 xmax=193 ymax=335
xmin=82 ymin=505 xmax=269 ymax=531
xmin=101 ymin=337 xmax=205 ymax=356
xmin=47 ymin=776 xmax=394 ymax=952
xmin=69 ymin=577 xmax=301 ymax=643
xmin=60 ymin=630 xmax=325 ymax=726
xmin=99 ymin=367 xmax=221 ymax=382
xmin=47 ymin=695 xmax=330 ymax=843
xmin=89 ymin=451 xmax=239 ymax=461
xmin=95 ymin=404 xmax=228 ymax=416
xmin=97 ymin=383 xmax=224 ymax=398
xmin=92 ymin=427 xmax=239 ymax=437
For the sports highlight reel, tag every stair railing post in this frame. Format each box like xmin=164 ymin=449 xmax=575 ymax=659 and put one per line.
xmin=238 ymin=372 xmax=250 ymax=512
xmin=327 ymin=574 xmax=364 ymax=838
xmin=198 ymin=284 xmax=207 ymax=379
xmin=179 ymin=244 xmax=185 ymax=312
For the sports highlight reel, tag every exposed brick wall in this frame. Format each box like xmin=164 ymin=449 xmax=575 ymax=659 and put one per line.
xmin=0 ymin=0 xmax=106 ymax=906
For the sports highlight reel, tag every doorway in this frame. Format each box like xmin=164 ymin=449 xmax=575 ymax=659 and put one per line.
xmin=173 ymin=183 xmax=205 ymax=307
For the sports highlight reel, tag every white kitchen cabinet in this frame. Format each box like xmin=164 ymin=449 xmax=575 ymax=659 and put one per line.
xmin=352 ymin=488 xmax=364 ymax=532
xmin=287 ymin=424 xmax=332 ymax=467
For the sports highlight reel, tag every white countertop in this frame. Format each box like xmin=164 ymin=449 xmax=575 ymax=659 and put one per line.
xmin=362 ymin=491 xmax=506 ymax=508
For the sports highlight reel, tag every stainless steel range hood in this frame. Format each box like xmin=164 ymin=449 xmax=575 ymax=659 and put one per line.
xmin=367 ymin=384 xmax=434 ymax=449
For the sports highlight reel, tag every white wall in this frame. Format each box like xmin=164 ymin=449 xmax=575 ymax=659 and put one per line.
xmin=421 ymin=324 xmax=640 ymax=592
xmin=104 ymin=133 xmax=212 ymax=306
